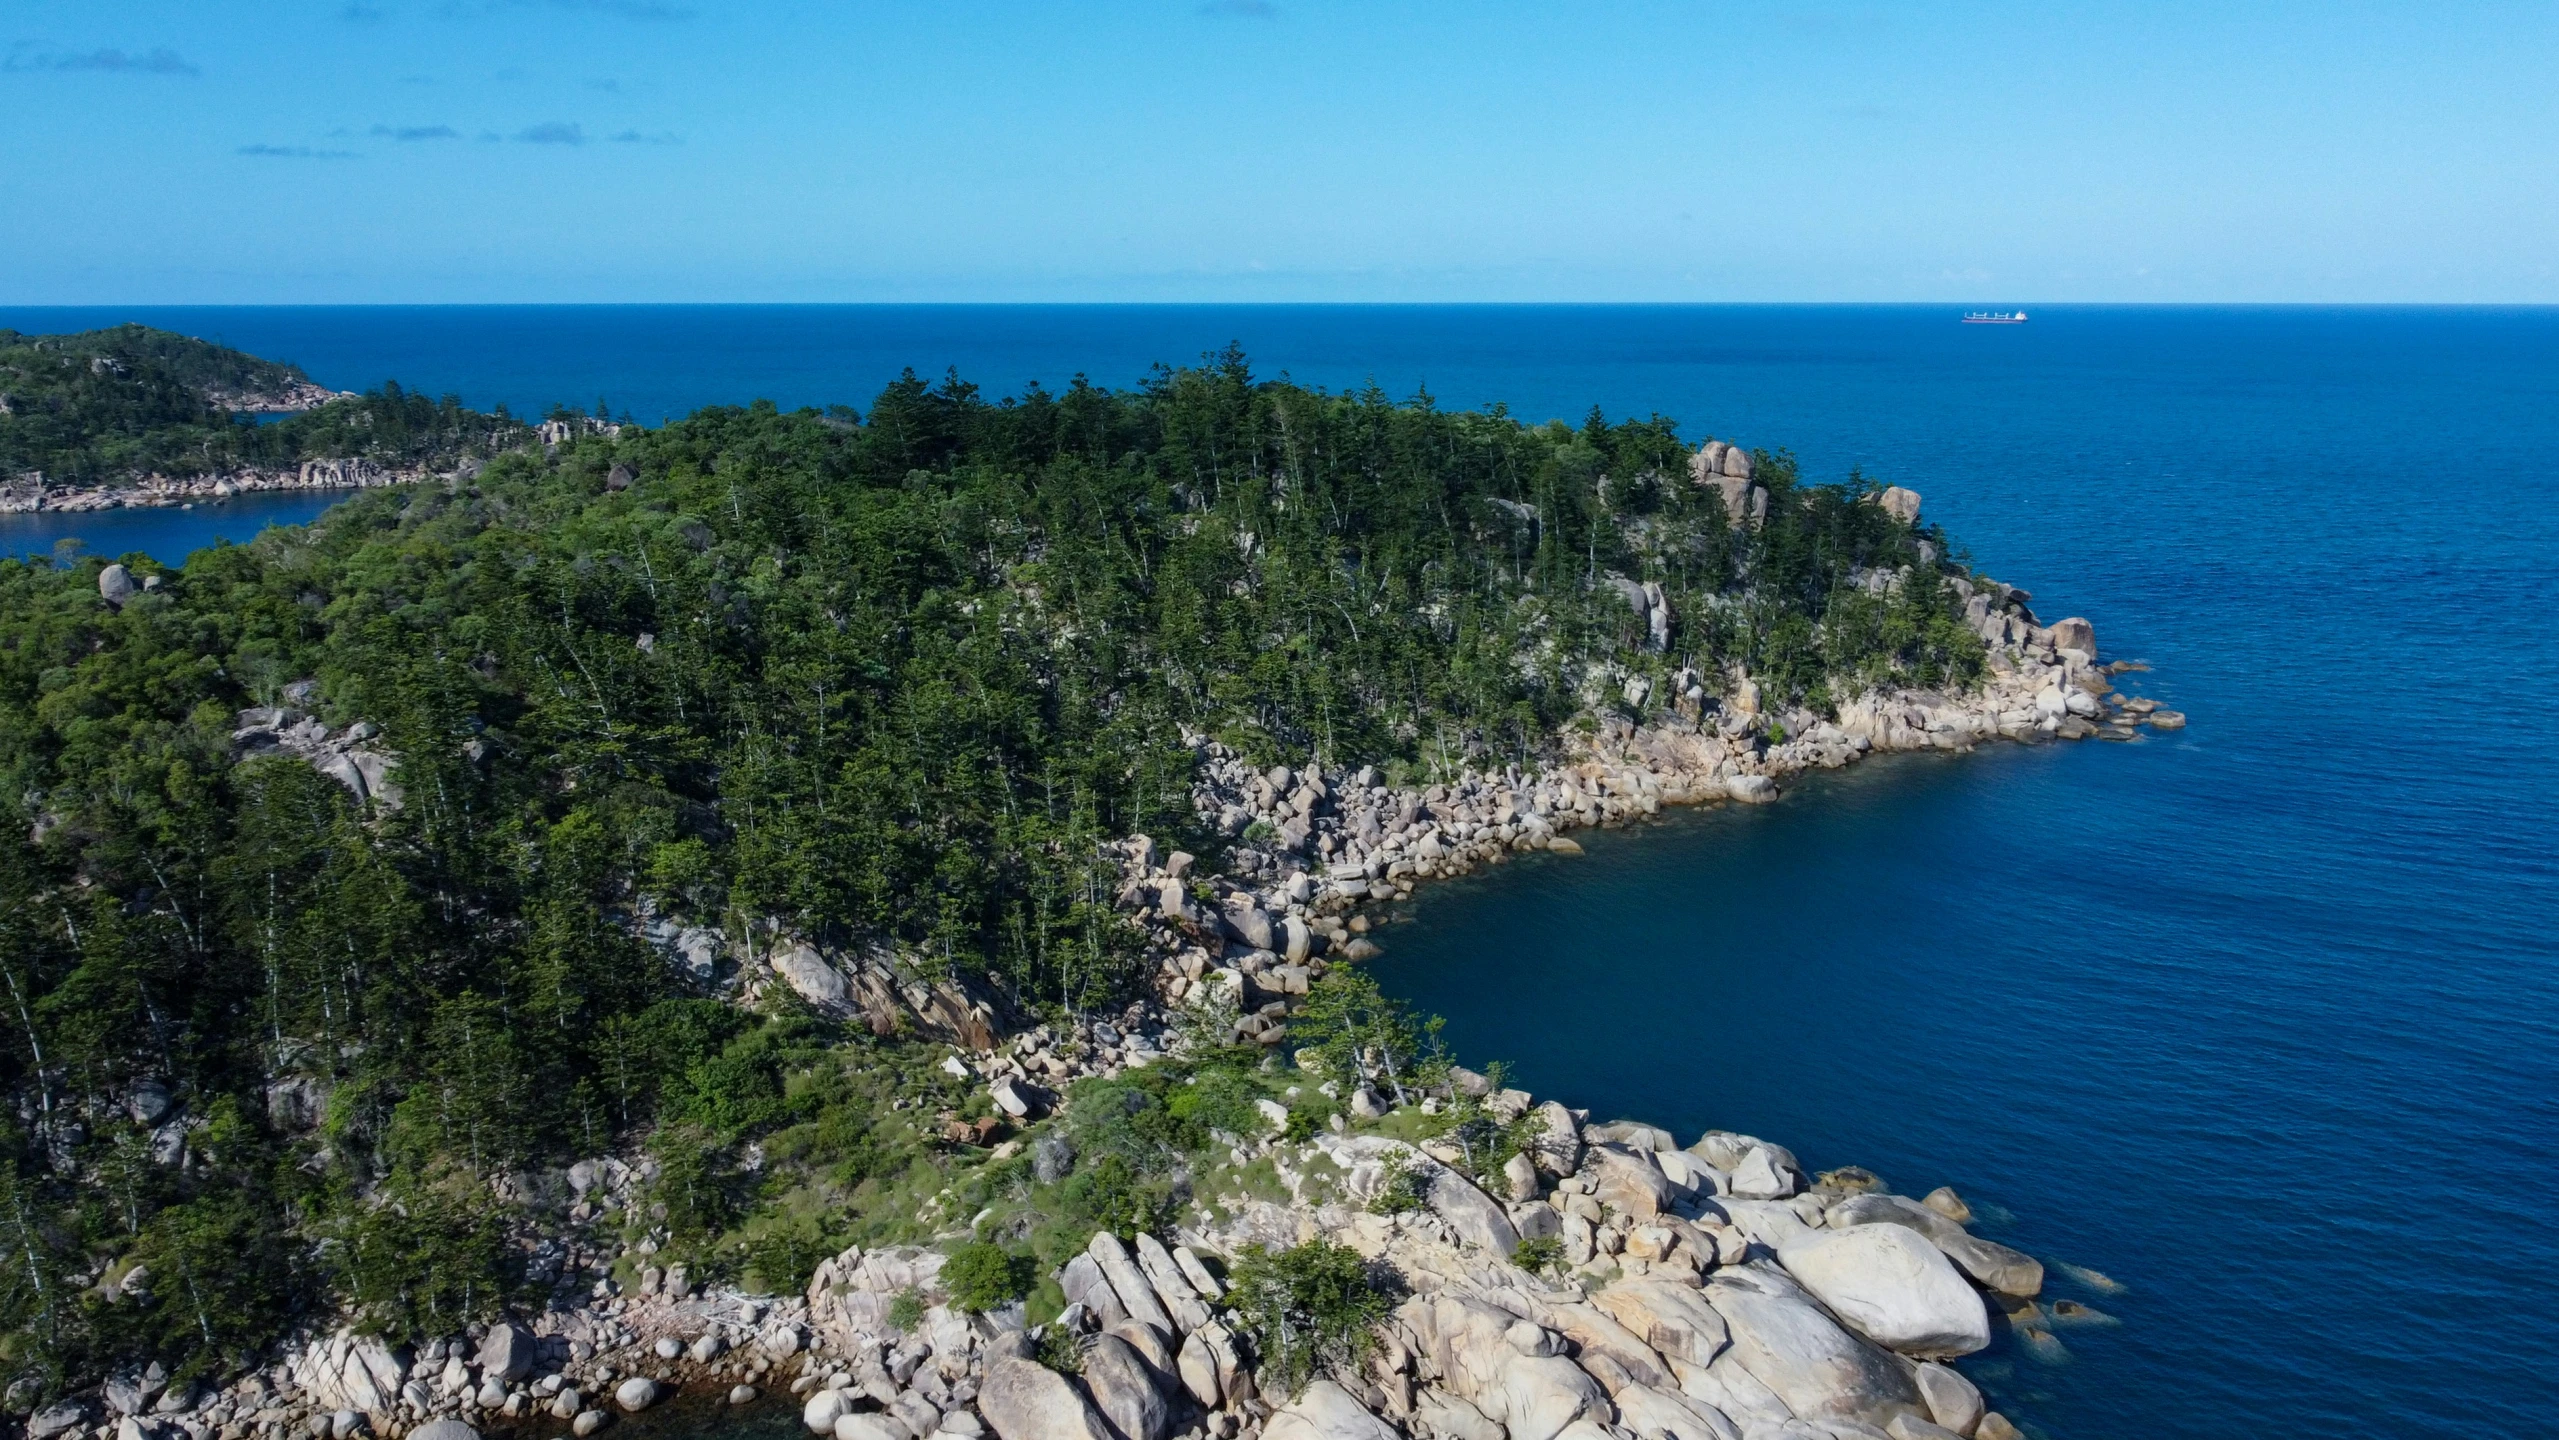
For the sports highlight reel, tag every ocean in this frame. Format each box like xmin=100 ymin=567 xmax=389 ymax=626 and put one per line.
xmin=3 ymin=305 xmax=2552 ymax=1438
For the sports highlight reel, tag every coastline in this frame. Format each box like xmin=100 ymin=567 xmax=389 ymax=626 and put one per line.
xmin=223 ymin=586 xmax=2149 ymax=1440
xmin=0 ymin=461 xmax=436 ymax=515
xmin=54 ymin=529 xmax=2175 ymax=1440
xmin=836 ymin=578 xmax=2167 ymax=1440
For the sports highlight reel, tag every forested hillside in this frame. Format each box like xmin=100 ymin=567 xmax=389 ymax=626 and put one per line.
xmin=0 ymin=351 xmax=1978 ymax=1394
xmin=0 ymin=325 xmax=525 ymax=487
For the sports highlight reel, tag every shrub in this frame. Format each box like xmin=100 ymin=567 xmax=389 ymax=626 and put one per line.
xmin=887 ymin=1288 xmax=925 ymax=1332
xmin=740 ymin=1217 xmax=846 ymax=1293
xmin=1033 ymin=1323 xmax=1083 ymax=1374
xmin=942 ymin=1242 xmax=1034 ymax=1313
xmin=1167 ymin=1067 xmax=1266 ymax=1139
xmin=1283 ymin=1104 xmax=1330 ymax=1144
xmin=1364 ymin=1152 xmax=1426 ymax=1216
xmin=1224 ymin=1240 xmax=1400 ymax=1399
xmin=1511 ymin=1235 xmax=1563 ymax=1277
xmin=1059 ymin=1155 xmax=1166 ymax=1238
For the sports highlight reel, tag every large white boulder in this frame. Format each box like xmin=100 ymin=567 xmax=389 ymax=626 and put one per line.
xmin=1397 ymin=1291 xmax=1540 ymax=1415
xmin=1829 ymin=1192 xmax=2043 ymax=1297
xmin=1589 ymin=1145 xmax=1676 ymax=1218
xmin=1776 ymin=1226 xmax=1989 ymax=1359
xmin=1079 ymin=1334 xmax=1169 ymax=1440
xmin=2047 ymin=616 xmax=2095 ymax=654
xmin=1665 ymin=1350 xmax=1791 ymax=1430
xmin=478 ymin=1323 xmax=537 ymax=1383
xmin=769 ymin=942 xmax=849 ymax=1009
xmin=1411 ymin=1390 xmax=1502 ymax=1440
xmin=1539 ymin=1302 xmax=1673 ymax=1391
xmin=804 ymin=1389 xmax=853 ymax=1434
xmin=1087 ymin=1231 xmax=1175 ymax=1333
xmin=1913 ymin=1361 xmax=1984 ymax=1436
xmin=1132 ymin=1232 xmax=1212 ymax=1333
xmin=1702 ymin=1264 xmax=1924 ymax=1424
xmin=1175 ymin=1329 xmax=1222 ymax=1408
xmin=1221 ymin=898 xmax=1275 ymax=951
xmin=1728 ymin=1145 xmax=1795 ymax=1199
xmin=1262 ymin=1380 xmax=1401 ymax=1440
xmin=1592 ymin=1279 xmax=1731 ymax=1368
xmin=1531 ymin=1101 xmax=1583 ymax=1176
xmin=1492 ymin=1356 xmax=1607 ymax=1440
xmin=1652 ymin=1149 xmax=1723 ymax=1197
xmin=1324 ymin=1136 xmax=1517 ymax=1255
xmin=976 ymin=1357 xmax=1115 ymax=1440
xmin=1723 ymin=775 xmax=1777 ymax=805
xmin=1610 ymin=1384 xmax=1740 ymax=1440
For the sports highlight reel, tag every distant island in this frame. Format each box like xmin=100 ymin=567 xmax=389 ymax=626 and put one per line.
xmin=0 ymin=325 xmax=562 ymax=512
xmin=0 ymin=333 xmax=2166 ymax=1440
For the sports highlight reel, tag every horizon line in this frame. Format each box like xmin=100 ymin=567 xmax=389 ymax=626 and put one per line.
xmin=7 ymin=299 xmax=2559 ymax=311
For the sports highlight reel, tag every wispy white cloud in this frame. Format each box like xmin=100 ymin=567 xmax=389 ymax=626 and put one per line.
xmin=608 ymin=128 xmax=681 ymax=145
xmin=438 ymin=0 xmax=693 ymax=19
xmin=515 ymin=121 xmax=586 ymax=144
xmin=373 ymin=123 xmax=462 ymax=141
xmin=561 ymin=0 xmax=692 ymax=18
xmin=7 ymin=44 xmax=201 ymax=75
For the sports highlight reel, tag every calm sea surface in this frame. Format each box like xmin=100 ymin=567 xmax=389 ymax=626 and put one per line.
xmin=3 ymin=306 xmax=2553 ymax=1438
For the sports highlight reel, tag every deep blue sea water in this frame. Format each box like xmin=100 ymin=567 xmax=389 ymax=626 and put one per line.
xmin=2 ymin=305 xmax=2553 ymax=1438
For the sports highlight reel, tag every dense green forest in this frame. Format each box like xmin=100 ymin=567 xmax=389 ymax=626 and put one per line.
xmin=0 ymin=326 xmax=527 ymax=486
xmin=0 ymin=348 xmax=1980 ymax=1396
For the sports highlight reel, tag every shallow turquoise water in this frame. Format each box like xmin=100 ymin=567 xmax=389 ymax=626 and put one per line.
xmin=4 ymin=305 xmax=2552 ymax=1437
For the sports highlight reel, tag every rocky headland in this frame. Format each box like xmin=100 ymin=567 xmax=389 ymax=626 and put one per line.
xmin=7 ymin=412 xmax=629 ymax=513
xmin=0 ymin=459 xmax=433 ymax=515
xmin=53 ymin=495 xmax=2168 ymax=1440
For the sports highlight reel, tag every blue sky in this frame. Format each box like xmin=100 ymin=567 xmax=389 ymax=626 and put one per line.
xmin=7 ymin=1 xmax=2556 ymax=303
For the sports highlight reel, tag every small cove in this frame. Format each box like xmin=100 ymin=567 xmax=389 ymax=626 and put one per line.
xmin=0 ymin=489 xmax=352 ymax=567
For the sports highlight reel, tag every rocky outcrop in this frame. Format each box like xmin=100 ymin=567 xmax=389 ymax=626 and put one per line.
xmin=1263 ymin=1381 xmax=1399 ymax=1440
xmin=1775 ymin=1226 xmax=1990 ymax=1358
xmin=98 ymin=564 xmax=137 ymax=607
xmin=759 ymin=940 xmax=1001 ymax=1051
xmin=1686 ymin=444 xmax=1765 ymax=529
xmin=1829 ymin=1193 xmax=2044 ymax=1298
xmin=203 ymin=379 xmax=350 ymax=414
xmin=282 ymin=1330 xmax=409 ymax=1422
xmin=1874 ymin=486 xmax=1922 ymax=525
xmin=1079 ymin=1334 xmax=1170 ymax=1440
xmin=1701 ymin=1264 xmax=1924 ymax=1425
xmin=979 ymin=1356 xmax=1114 ymax=1440
xmin=230 ymin=699 xmax=404 ymax=811
xmin=1602 ymin=575 xmax=1673 ymax=653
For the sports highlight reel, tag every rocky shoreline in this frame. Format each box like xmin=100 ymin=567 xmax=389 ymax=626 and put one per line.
xmin=37 ymin=564 xmax=2164 ymax=1440
xmin=0 ymin=460 xmax=437 ymax=515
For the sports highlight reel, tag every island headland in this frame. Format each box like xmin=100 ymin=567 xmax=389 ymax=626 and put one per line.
xmin=0 ymin=333 xmax=2173 ymax=1440
xmin=0 ymin=324 xmax=580 ymax=514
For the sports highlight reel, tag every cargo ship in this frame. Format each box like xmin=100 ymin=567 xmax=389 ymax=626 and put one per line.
xmin=1963 ymin=310 xmax=2029 ymax=324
